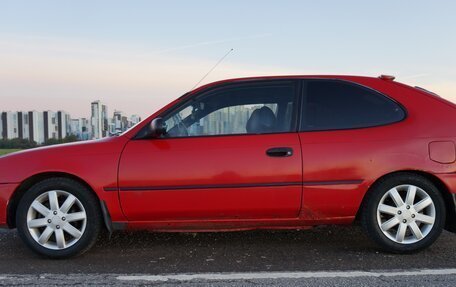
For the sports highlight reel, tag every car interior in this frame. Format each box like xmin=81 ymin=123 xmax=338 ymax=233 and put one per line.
xmin=163 ymin=84 xmax=295 ymax=137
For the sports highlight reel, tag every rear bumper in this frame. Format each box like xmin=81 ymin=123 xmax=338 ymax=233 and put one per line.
xmin=0 ymin=184 xmax=19 ymax=228
xmin=438 ymin=173 xmax=456 ymax=195
xmin=447 ymin=194 xmax=456 ymax=233
xmin=435 ymin=173 xmax=456 ymax=233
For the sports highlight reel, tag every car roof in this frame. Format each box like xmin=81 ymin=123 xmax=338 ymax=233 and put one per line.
xmin=189 ymin=75 xmax=382 ymax=95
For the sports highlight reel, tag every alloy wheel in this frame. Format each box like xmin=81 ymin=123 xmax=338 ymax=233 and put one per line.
xmin=26 ymin=190 xmax=87 ymax=250
xmin=376 ymin=184 xmax=436 ymax=244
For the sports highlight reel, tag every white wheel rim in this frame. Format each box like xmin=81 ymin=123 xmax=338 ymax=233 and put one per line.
xmin=377 ymin=184 xmax=436 ymax=244
xmin=26 ymin=190 xmax=87 ymax=250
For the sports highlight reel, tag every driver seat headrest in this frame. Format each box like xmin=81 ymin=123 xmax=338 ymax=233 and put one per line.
xmin=246 ymin=106 xmax=277 ymax=134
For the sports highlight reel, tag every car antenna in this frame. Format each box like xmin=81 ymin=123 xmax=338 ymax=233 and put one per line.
xmin=191 ymin=48 xmax=234 ymax=90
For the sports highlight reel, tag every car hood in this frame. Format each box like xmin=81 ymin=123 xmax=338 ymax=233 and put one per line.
xmin=1 ymin=137 xmax=110 ymax=159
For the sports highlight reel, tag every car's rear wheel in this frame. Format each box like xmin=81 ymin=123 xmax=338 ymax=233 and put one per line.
xmin=16 ymin=178 xmax=102 ymax=258
xmin=361 ymin=173 xmax=445 ymax=253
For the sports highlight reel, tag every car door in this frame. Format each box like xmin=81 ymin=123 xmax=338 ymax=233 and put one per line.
xmin=118 ymin=80 xmax=303 ymax=221
xmin=298 ymin=79 xmax=407 ymax=221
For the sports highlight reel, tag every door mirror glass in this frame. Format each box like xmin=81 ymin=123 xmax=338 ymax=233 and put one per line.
xmin=148 ymin=117 xmax=167 ymax=138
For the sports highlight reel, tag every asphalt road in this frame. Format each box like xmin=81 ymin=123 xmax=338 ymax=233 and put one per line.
xmin=0 ymin=226 xmax=456 ymax=286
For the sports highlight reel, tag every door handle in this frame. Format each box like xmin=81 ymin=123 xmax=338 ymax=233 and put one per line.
xmin=266 ymin=147 xmax=293 ymax=157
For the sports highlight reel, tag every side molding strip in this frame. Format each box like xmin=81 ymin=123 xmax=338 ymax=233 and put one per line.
xmin=104 ymin=179 xmax=363 ymax=192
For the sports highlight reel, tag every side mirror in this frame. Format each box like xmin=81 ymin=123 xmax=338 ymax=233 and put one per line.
xmin=148 ymin=117 xmax=166 ymax=138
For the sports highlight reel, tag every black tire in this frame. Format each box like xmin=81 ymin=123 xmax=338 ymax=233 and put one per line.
xmin=361 ymin=172 xmax=446 ymax=253
xmin=16 ymin=177 xmax=102 ymax=258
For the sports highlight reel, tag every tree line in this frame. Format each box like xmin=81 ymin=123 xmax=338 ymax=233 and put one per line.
xmin=0 ymin=135 xmax=79 ymax=149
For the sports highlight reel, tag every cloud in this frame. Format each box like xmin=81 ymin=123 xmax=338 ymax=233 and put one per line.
xmin=136 ymin=33 xmax=272 ymax=56
xmin=4 ymin=33 xmax=454 ymax=119
xmin=0 ymin=33 xmax=292 ymax=118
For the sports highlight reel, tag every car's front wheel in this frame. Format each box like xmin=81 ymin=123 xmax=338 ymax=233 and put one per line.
xmin=361 ymin=173 xmax=446 ymax=253
xmin=16 ymin=178 xmax=102 ymax=258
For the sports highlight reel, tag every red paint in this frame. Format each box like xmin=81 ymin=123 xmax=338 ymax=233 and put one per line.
xmin=0 ymin=184 xmax=18 ymax=227
xmin=1 ymin=75 xmax=456 ymax=231
xmin=119 ymin=134 xmax=302 ymax=220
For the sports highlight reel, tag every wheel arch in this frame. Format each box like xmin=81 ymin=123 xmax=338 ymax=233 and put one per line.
xmin=356 ymin=170 xmax=456 ymax=232
xmin=7 ymin=172 xmax=101 ymax=229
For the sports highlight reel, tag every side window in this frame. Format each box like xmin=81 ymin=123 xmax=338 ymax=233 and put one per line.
xmin=301 ymin=80 xmax=405 ymax=131
xmin=163 ymin=83 xmax=296 ymax=137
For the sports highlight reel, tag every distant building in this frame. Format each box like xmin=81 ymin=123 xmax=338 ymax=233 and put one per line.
xmin=70 ymin=117 xmax=91 ymax=140
xmin=81 ymin=118 xmax=91 ymax=140
xmin=70 ymin=119 xmax=82 ymax=138
xmin=17 ymin=112 xmax=30 ymax=141
xmin=43 ymin=111 xmax=59 ymax=141
xmin=57 ymin=111 xmax=71 ymax=140
xmin=200 ymin=105 xmax=254 ymax=135
xmin=91 ymin=101 xmax=109 ymax=139
xmin=28 ymin=111 xmax=45 ymax=144
xmin=2 ymin=100 xmax=140 ymax=144
xmin=129 ymin=115 xmax=141 ymax=127
xmin=1 ymin=111 xmax=19 ymax=140
xmin=111 ymin=110 xmax=128 ymax=135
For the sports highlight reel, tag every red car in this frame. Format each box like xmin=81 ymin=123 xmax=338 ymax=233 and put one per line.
xmin=1 ymin=75 xmax=455 ymax=258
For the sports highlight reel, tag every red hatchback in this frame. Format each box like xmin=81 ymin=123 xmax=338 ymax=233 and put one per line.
xmin=1 ymin=75 xmax=456 ymax=258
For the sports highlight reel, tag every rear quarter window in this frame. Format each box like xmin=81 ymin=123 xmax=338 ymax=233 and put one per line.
xmin=301 ymin=80 xmax=406 ymax=131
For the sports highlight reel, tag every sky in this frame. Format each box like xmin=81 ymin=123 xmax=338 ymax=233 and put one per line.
xmin=1 ymin=0 xmax=456 ymax=118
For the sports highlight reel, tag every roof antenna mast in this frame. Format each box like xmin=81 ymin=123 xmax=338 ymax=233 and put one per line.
xmin=191 ymin=48 xmax=234 ymax=90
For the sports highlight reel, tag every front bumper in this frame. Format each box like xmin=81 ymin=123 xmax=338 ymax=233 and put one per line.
xmin=0 ymin=184 xmax=19 ymax=228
